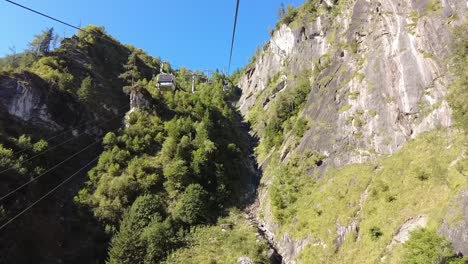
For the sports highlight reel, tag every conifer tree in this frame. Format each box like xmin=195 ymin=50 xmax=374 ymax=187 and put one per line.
xmin=29 ymin=28 xmax=54 ymax=55
xmin=119 ymin=51 xmax=142 ymax=93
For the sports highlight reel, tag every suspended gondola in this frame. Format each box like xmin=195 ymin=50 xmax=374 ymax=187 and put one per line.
xmin=157 ymin=63 xmax=176 ymax=91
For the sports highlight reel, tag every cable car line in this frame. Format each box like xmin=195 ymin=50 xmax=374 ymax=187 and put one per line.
xmin=0 ymin=138 xmax=101 ymax=203
xmin=0 ymin=155 xmax=99 ymax=231
xmin=5 ymin=0 xmax=242 ymax=78
xmin=0 ymin=0 xmax=246 ymax=233
xmin=4 ymin=0 xmax=82 ymax=31
xmin=228 ymin=0 xmax=240 ymax=75
xmin=3 ymin=0 xmax=120 ymax=47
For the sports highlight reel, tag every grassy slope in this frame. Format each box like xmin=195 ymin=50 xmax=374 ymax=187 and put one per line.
xmin=266 ymin=130 xmax=467 ymax=263
xmin=165 ymin=210 xmax=269 ymax=264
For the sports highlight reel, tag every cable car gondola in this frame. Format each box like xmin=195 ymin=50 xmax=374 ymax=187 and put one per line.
xmin=157 ymin=73 xmax=176 ymax=91
xmin=157 ymin=63 xmax=176 ymax=91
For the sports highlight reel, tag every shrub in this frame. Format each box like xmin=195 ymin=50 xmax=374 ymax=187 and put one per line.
xmin=370 ymin=226 xmax=383 ymax=241
xmin=107 ymin=215 xmax=146 ymax=264
xmin=78 ymin=76 xmax=95 ymax=102
xmin=281 ymin=5 xmax=298 ymax=26
xmin=403 ymin=229 xmax=464 ymax=264
xmin=33 ymin=139 xmax=48 ymax=153
xmin=163 ymin=159 xmax=190 ymax=197
xmin=173 ymin=184 xmax=209 ymax=225
xmin=17 ymin=135 xmax=32 ymax=149
xmin=77 ymin=25 xmax=106 ymax=46
xmin=103 ymin=132 xmax=118 ymax=148
xmin=294 ymin=117 xmax=309 ymax=138
xmin=32 ymin=56 xmax=75 ymax=92
xmin=141 ymin=219 xmax=177 ymax=263
xmin=447 ymin=24 xmax=468 ymax=132
xmin=128 ymin=194 xmax=166 ymax=229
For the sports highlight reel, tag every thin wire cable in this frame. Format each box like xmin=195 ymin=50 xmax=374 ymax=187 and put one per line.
xmin=3 ymin=0 xmax=120 ymax=46
xmin=3 ymin=0 xmax=225 ymax=77
xmin=4 ymin=0 xmax=82 ymax=31
xmin=0 ymin=156 xmax=99 ymax=231
xmin=0 ymin=139 xmax=101 ymax=203
xmin=228 ymin=0 xmax=240 ymax=75
xmin=1 ymin=110 xmax=126 ymax=175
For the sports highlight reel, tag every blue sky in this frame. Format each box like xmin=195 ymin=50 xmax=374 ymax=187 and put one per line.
xmin=0 ymin=0 xmax=304 ymax=72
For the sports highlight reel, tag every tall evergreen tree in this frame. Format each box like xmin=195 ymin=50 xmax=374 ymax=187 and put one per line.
xmin=119 ymin=51 xmax=142 ymax=93
xmin=29 ymin=28 xmax=54 ymax=55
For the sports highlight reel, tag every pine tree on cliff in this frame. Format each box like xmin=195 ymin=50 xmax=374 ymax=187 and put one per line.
xmin=119 ymin=51 xmax=142 ymax=94
xmin=29 ymin=28 xmax=54 ymax=55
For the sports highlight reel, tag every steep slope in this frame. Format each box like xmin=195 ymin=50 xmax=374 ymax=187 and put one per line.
xmin=237 ymin=0 xmax=467 ymax=263
xmin=76 ymin=72 xmax=270 ymax=263
xmin=1 ymin=25 xmax=273 ymax=264
xmin=0 ymin=26 xmax=158 ymax=264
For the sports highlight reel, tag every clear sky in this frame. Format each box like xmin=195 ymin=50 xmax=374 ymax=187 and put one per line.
xmin=0 ymin=0 xmax=305 ymax=73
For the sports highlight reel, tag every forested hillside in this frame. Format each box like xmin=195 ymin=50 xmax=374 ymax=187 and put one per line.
xmin=76 ymin=67 xmax=268 ymax=263
xmin=0 ymin=0 xmax=467 ymax=263
xmin=0 ymin=23 xmax=272 ymax=264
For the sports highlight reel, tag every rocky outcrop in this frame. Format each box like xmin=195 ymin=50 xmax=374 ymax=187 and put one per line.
xmin=0 ymin=74 xmax=62 ymax=130
xmin=238 ymin=0 xmax=467 ymax=262
xmin=388 ymin=215 xmax=428 ymax=250
xmin=129 ymin=87 xmax=153 ymax=112
xmin=440 ymin=190 xmax=468 ymax=256
xmin=240 ymin=0 xmax=466 ymax=167
xmin=0 ymin=70 xmax=127 ymax=138
xmin=125 ymin=87 xmax=154 ymax=127
xmin=237 ymin=256 xmax=253 ymax=264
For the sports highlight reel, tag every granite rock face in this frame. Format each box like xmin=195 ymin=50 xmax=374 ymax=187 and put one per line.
xmin=0 ymin=71 xmax=125 ymax=136
xmin=237 ymin=0 xmax=467 ymax=262
xmin=0 ymin=72 xmax=71 ymax=130
xmin=441 ymin=190 xmax=468 ymax=256
xmin=129 ymin=87 xmax=153 ymax=112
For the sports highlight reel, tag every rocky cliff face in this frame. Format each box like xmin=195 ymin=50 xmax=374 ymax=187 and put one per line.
xmin=0 ymin=72 xmax=70 ymax=131
xmin=0 ymin=71 xmax=126 ymax=139
xmin=238 ymin=0 xmax=467 ymax=262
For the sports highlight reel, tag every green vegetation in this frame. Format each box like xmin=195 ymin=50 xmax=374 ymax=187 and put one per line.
xmin=165 ymin=210 xmax=269 ymax=263
xmin=247 ymin=71 xmax=311 ymax=160
xmin=447 ymin=24 xmax=468 ymax=132
xmin=427 ymin=0 xmax=443 ymax=14
xmin=77 ymin=76 xmax=95 ymax=102
xmin=2 ymin=25 xmax=262 ymax=263
xmin=259 ymin=130 xmax=467 ymax=263
xmin=76 ymin=69 xmax=259 ymax=262
xmin=278 ymin=4 xmax=299 ymax=27
xmin=269 ymin=151 xmax=324 ymax=223
xmin=275 ymin=0 xmax=351 ymax=31
xmin=0 ymin=134 xmax=49 ymax=181
xmin=28 ymin=27 xmax=57 ymax=55
xmin=402 ymin=229 xmax=466 ymax=264
xmin=1 ymin=1 xmax=465 ymax=262
xmin=348 ymin=91 xmax=360 ymax=100
xmin=0 ymin=25 xmax=154 ymax=113
xmin=119 ymin=50 xmax=143 ymax=94
xmin=339 ymin=104 xmax=352 ymax=113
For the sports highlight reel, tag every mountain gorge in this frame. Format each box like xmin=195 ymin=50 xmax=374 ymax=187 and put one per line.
xmin=0 ymin=0 xmax=467 ymax=263
xmin=0 ymin=25 xmax=267 ymax=264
